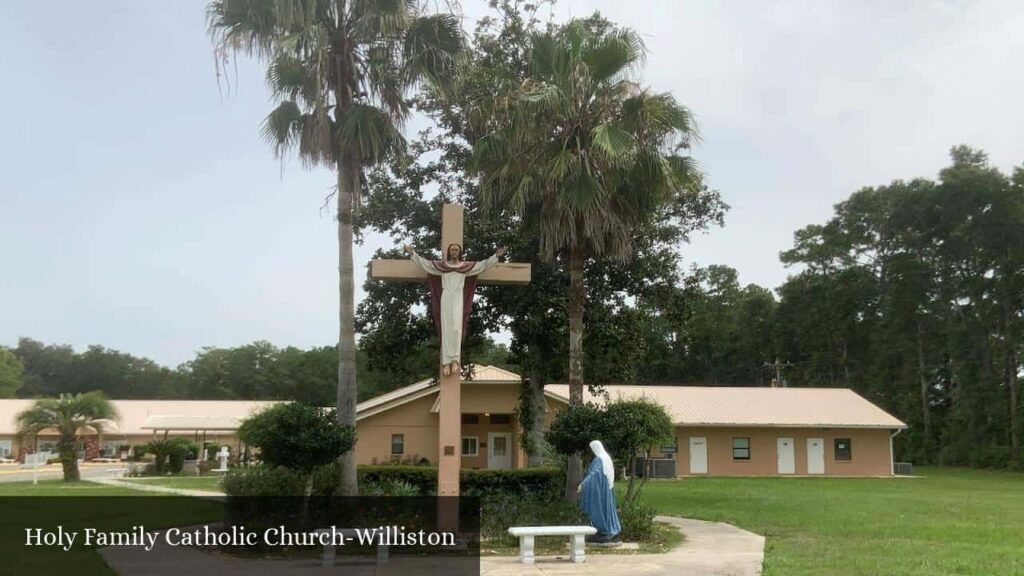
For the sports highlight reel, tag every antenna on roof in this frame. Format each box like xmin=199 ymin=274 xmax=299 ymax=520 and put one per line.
xmin=763 ymin=358 xmax=793 ymax=388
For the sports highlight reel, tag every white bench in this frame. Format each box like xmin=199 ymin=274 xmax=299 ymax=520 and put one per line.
xmin=507 ymin=526 xmax=597 ymax=564
xmin=315 ymin=529 xmax=389 ymax=567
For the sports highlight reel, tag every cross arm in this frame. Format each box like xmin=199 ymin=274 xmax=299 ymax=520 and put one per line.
xmin=370 ymin=259 xmax=531 ymax=285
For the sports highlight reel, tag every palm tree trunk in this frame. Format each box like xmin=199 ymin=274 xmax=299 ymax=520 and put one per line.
xmin=59 ymin=434 xmax=79 ymax=482
xmin=336 ymin=156 xmax=359 ymax=496
xmin=565 ymin=245 xmax=585 ymax=501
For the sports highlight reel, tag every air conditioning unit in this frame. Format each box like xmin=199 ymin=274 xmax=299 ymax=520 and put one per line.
xmin=632 ymin=457 xmax=677 ymax=479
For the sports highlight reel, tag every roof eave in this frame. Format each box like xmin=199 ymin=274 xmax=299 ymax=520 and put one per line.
xmin=673 ymin=422 xmax=908 ymax=429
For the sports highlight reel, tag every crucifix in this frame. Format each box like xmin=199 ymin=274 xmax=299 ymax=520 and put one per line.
xmin=371 ymin=204 xmax=530 ymax=497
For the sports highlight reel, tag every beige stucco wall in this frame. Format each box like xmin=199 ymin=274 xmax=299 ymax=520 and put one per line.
xmin=357 ymin=394 xmax=440 ymax=466
xmin=0 ymin=432 xmax=242 ymax=462
xmin=674 ymin=426 xmax=894 ymax=476
xmin=354 ymin=385 xmax=566 ymax=469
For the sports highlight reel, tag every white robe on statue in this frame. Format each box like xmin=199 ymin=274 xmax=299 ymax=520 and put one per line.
xmin=410 ymin=252 xmax=499 ymax=366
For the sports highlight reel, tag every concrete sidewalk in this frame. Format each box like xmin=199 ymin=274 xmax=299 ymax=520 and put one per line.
xmin=480 ymin=516 xmax=764 ymax=576
xmin=99 ymin=515 xmax=763 ymax=576
xmin=89 ymin=476 xmax=226 ymax=497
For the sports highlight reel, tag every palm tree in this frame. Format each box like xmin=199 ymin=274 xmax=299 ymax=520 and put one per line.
xmin=16 ymin=392 xmax=119 ymax=482
xmin=207 ymin=0 xmax=464 ymax=495
xmin=471 ymin=16 xmax=701 ymax=498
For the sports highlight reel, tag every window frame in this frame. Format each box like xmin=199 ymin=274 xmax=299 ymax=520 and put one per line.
xmin=461 ymin=436 xmax=479 ymax=457
xmin=390 ymin=434 xmax=405 ymax=456
xmin=834 ymin=438 xmax=852 ymax=461
xmin=732 ymin=437 xmax=751 ymax=461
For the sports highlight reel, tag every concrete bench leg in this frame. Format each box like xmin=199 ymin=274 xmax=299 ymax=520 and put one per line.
xmin=570 ymin=534 xmax=586 ymax=563
xmin=322 ymin=544 xmax=335 ymax=567
xmin=519 ymin=535 xmax=535 ymax=564
xmin=377 ymin=544 xmax=389 ymax=565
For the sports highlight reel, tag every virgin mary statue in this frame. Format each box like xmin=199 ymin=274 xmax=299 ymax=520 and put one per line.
xmin=578 ymin=440 xmax=622 ymax=542
xmin=404 ymin=243 xmax=506 ymax=375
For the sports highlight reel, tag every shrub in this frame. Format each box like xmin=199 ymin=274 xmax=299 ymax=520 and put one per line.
xmin=169 ymin=440 xmax=197 ymax=473
xmin=203 ymin=443 xmax=222 ymax=461
xmin=129 ymin=445 xmax=148 ymax=462
xmin=357 ymin=465 xmax=437 ymax=495
xmin=226 ymin=464 xmax=564 ymax=500
xmin=545 ymin=403 xmax=605 ymax=457
xmin=618 ymin=501 xmax=657 ymax=542
xmin=351 ymin=466 xmax=564 ymax=499
xmin=146 ymin=438 xmax=193 ymax=475
xmin=602 ymin=398 xmax=674 ymax=504
xmin=238 ymin=403 xmax=355 ymax=475
xmin=362 ymin=479 xmax=422 ymax=496
xmin=481 ymin=493 xmax=579 ymax=544
xmin=461 ymin=468 xmax=563 ymax=501
xmin=222 ymin=465 xmax=306 ymax=497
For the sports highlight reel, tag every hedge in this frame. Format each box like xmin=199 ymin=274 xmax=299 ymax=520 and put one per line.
xmin=359 ymin=466 xmax=563 ymax=500
xmin=228 ymin=464 xmax=565 ymax=499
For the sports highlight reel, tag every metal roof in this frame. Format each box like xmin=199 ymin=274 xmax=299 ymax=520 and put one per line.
xmin=544 ymin=385 xmax=907 ymax=429
xmin=0 ymin=399 xmax=277 ymax=435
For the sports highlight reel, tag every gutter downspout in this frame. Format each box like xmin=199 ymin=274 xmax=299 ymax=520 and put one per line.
xmin=890 ymin=428 xmax=904 ymax=476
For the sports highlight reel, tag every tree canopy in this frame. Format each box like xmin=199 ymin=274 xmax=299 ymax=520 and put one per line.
xmin=239 ymin=402 xmax=356 ymax=474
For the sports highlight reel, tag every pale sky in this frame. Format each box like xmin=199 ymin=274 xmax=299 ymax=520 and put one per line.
xmin=2 ymin=1 xmax=1022 ymax=367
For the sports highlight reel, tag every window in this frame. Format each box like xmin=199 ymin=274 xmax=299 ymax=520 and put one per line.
xmin=391 ymin=434 xmax=404 ymax=455
xmin=461 ymin=414 xmax=480 ymax=425
xmin=37 ymin=441 xmax=58 ymax=454
xmin=461 ymin=437 xmax=479 ymax=456
xmin=100 ymin=441 xmax=123 ymax=458
xmin=732 ymin=437 xmax=751 ymax=461
xmin=834 ymin=438 xmax=852 ymax=461
xmin=0 ymin=440 xmax=11 ymax=459
xmin=489 ymin=414 xmax=511 ymax=425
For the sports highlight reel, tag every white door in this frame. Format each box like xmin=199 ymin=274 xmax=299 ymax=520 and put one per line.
xmin=688 ymin=437 xmax=708 ymax=474
xmin=777 ymin=437 xmax=795 ymax=474
xmin=487 ymin=433 xmax=512 ymax=470
xmin=806 ymin=438 xmax=825 ymax=475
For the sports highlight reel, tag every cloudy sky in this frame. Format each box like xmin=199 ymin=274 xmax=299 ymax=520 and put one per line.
xmin=2 ymin=1 xmax=1022 ymax=366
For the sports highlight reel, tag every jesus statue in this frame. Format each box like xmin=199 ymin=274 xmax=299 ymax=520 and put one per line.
xmin=403 ymin=243 xmax=507 ymax=376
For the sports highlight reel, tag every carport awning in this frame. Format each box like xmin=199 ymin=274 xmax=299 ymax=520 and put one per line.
xmin=141 ymin=415 xmax=243 ymax=432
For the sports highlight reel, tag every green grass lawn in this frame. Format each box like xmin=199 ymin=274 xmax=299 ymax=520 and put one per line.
xmin=0 ymin=480 xmax=145 ymax=497
xmin=6 ymin=469 xmax=1022 ymax=575
xmin=124 ymin=475 xmax=225 ymax=491
xmin=638 ymin=467 xmax=1024 ymax=576
xmin=0 ymin=481 xmax=222 ymax=575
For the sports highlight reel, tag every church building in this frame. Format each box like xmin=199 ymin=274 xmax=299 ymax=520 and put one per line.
xmin=0 ymin=365 xmax=906 ymax=477
xmin=354 ymin=365 xmax=907 ymax=477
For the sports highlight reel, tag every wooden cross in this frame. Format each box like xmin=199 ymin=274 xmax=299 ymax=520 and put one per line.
xmin=370 ymin=204 xmax=530 ymax=497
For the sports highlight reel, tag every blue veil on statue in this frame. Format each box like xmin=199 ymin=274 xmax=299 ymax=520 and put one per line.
xmin=578 ymin=440 xmax=621 ymax=542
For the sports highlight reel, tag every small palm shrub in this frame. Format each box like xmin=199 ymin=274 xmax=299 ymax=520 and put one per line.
xmin=618 ymin=501 xmax=657 ymax=542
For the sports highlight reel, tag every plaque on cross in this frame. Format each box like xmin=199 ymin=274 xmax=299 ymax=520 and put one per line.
xmin=370 ymin=204 xmax=530 ymax=497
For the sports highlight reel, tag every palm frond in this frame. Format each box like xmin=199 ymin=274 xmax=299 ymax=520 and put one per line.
xmin=583 ymin=28 xmax=646 ymax=83
xmin=401 ymin=14 xmax=466 ymax=95
xmin=261 ymin=100 xmax=305 ymax=157
xmin=591 ymin=123 xmax=636 ymax=164
xmin=528 ymin=31 xmax=558 ymax=77
xmin=16 ymin=392 xmax=119 ymax=437
xmin=207 ymin=0 xmax=281 ymax=60
xmin=621 ymin=90 xmax=700 ymax=146
xmin=337 ymin=103 xmax=408 ymax=165
xmin=266 ymin=53 xmax=321 ymax=105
